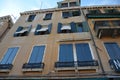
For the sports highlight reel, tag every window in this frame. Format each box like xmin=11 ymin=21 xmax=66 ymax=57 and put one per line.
xmin=62 ymin=10 xmax=80 ymax=18
xmin=104 ymin=42 xmax=120 ymax=59
xmin=22 ymin=45 xmax=45 ymax=71
xmin=61 ymin=3 xmax=68 ymax=8
xmin=0 ymin=47 xmax=19 ymax=71
xmin=112 ymin=20 xmax=120 ymax=26
xmin=27 ymin=15 xmax=36 ymax=22
xmin=14 ymin=25 xmax=32 ymax=37
xmin=34 ymin=23 xmax=52 ymax=35
xmin=55 ymin=43 xmax=98 ymax=69
xmin=72 ymin=10 xmax=80 ymax=16
xmin=88 ymin=10 xmax=101 ymax=14
xmin=43 ymin=13 xmax=52 ymax=20
xmin=70 ymin=2 xmax=77 ymax=7
xmin=57 ymin=22 xmax=89 ymax=33
xmin=94 ymin=21 xmax=110 ymax=30
xmin=105 ymin=9 xmax=119 ymax=13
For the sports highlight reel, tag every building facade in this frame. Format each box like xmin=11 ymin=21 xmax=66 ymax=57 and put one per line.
xmin=0 ymin=15 xmax=13 ymax=42
xmin=0 ymin=0 xmax=120 ymax=79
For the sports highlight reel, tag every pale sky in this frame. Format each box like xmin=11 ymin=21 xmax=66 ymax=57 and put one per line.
xmin=0 ymin=0 xmax=120 ymax=22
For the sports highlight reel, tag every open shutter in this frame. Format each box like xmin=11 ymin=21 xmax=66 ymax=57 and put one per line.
xmin=70 ymin=22 xmax=76 ymax=33
xmin=14 ymin=26 xmax=23 ymax=37
xmin=48 ymin=23 xmax=52 ymax=34
xmin=57 ymin=23 xmax=62 ymax=33
xmin=82 ymin=21 xmax=89 ymax=32
xmin=34 ymin=24 xmax=42 ymax=35
xmin=27 ymin=25 xmax=32 ymax=36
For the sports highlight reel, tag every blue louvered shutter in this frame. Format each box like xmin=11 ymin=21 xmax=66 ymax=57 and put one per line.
xmin=57 ymin=23 xmax=62 ymax=33
xmin=59 ymin=44 xmax=74 ymax=62
xmin=70 ymin=22 xmax=76 ymax=33
xmin=82 ymin=22 xmax=89 ymax=32
xmin=34 ymin=24 xmax=42 ymax=35
xmin=48 ymin=23 xmax=52 ymax=34
xmin=0 ymin=47 xmax=19 ymax=64
xmin=104 ymin=43 xmax=120 ymax=59
xmin=75 ymin=43 xmax=93 ymax=61
xmin=29 ymin=46 xmax=45 ymax=63
xmin=14 ymin=26 xmax=23 ymax=37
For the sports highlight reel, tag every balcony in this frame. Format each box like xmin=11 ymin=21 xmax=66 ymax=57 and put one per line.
xmin=77 ymin=60 xmax=98 ymax=70
xmin=86 ymin=13 xmax=120 ymax=19
xmin=55 ymin=61 xmax=75 ymax=70
xmin=0 ymin=64 xmax=13 ymax=72
xmin=55 ymin=60 xmax=98 ymax=71
xmin=22 ymin=63 xmax=44 ymax=72
xmin=95 ymin=26 xmax=120 ymax=38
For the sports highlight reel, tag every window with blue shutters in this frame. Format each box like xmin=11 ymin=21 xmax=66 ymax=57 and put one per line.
xmin=55 ymin=43 xmax=97 ymax=69
xmin=0 ymin=47 xmax=19 ymax=70
xmin=14 ymin=25 xmax=32 ymax=37
xmin=22 ymin=46 xmax=45 ymax=71
xmin=104 ymin=42 xmax=120 ymax=59
xmin=43 ymin=13 xmax=52 ymax=20
xmin=57 ymin=22 xmax=88 ymax=33
xmin=27 ymin=15 xmax=36 ymax=22
xmin=34 ymin=23 xmax=52 ymax=35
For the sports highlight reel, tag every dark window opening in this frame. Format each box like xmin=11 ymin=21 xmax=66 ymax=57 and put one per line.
xmin=72 ymin=10 xmax=80 ymax=16
xmin=70 ymin=2 xmax=77 ymax=7
xmin=61 ymin=3 xmax=68 ymax=8
xmin=27 ymin=15 xmax=36 ymax=22
xmin=105 ymin=9 xmax=119 ymax=13
xmin=62 ymin=12 xmax=69 ymax=18
xmin=88 ymin=10 xmax=101 ymax=14
xmin=43 ymin=13 xmax=52 ymax=20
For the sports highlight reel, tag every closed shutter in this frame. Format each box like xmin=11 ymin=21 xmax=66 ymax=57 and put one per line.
xmin=57 ymin=23 xmax=62 ymax=33
xmin=0 ymin=47 xmax=19 ymax=64
xmin=34 ymin=24 xmax=42 ymax=35
xmin=29 ymin=46 xmax=45 ymax=63
xmin=104 ymin=43 xmax=120 ymax=59
xmin=70 ymin=22 xmax=76 ymax=33
xmin=75 ymin=43 xmax=93 ymax=61
xmin=59 ymin=44 xmax=74 ymax=62
xmin=14 ymin=26 xmax=23 ymax=37
xmin=82 ymin=22 xmax=89 ymax=32
xmin=48 ymin=23 xmax=52 ymax=34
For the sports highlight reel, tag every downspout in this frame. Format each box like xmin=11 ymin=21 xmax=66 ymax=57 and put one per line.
xmin=81 ymin=10 xmax=106 ymax=76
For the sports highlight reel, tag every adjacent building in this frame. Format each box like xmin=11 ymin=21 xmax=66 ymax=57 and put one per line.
xmin=0 ymin=0 xmax=120 ymax=79
xmin=0 ymin=15 xmax=13 ymax=42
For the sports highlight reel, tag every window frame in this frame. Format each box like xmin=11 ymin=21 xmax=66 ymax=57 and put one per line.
xmin=27 ymin=14 xmax=36 ymax=22
xmin=43 ymin=13 xmax=52 ymax=20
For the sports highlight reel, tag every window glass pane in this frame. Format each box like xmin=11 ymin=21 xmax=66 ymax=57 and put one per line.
xmin=29 ymin=46 xmax=45 ymax=63
xmin=28 ymin=15 xmax=36 ymax=22
xmin=104 ymin=43 xmax=120 ymax=59
xmin=75 ymin=43 xmax=93 ymax=61
xmin=0 ymin=47 xmax=19 ymax=64
xmin=59 ymin=44 xmax=74 ymax=62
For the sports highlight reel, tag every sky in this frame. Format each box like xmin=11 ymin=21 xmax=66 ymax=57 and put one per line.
xmin=0 ymin=0 xmax=120 ymax=22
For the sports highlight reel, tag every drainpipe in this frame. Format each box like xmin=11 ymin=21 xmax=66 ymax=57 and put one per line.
xmin=81 ymin=10 xmax=106 ymax=76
